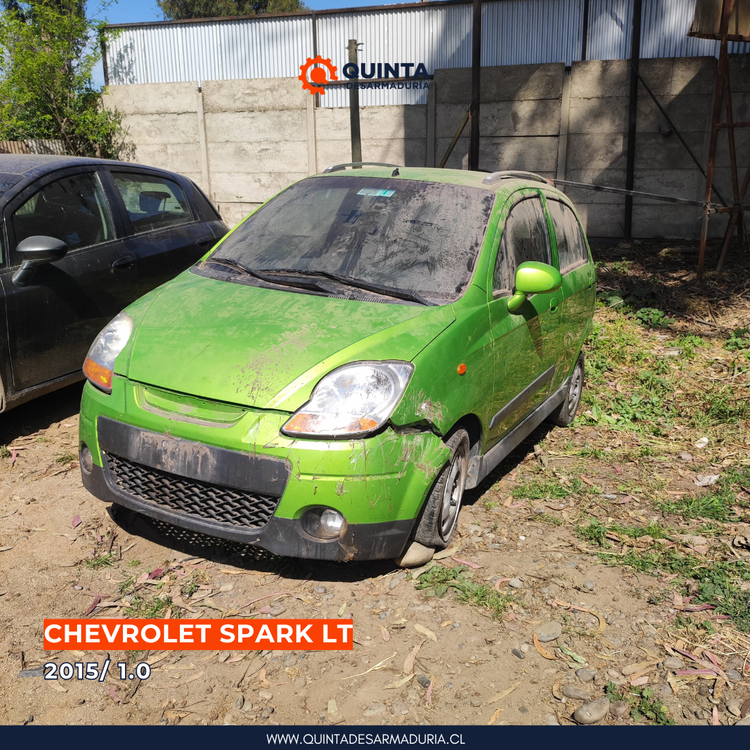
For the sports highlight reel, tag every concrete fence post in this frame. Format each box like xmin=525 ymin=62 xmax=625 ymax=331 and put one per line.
xmin=306 ymin=94 xmax=318 ymax=175
xmin=196 ymin=87 xmax=212 ymax=200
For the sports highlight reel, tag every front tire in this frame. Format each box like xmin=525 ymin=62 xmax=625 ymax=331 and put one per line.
xmin=548 ymin=354 xmax=584 ymax=427
xmin=412 ymin=428 xmax=470 ymax=550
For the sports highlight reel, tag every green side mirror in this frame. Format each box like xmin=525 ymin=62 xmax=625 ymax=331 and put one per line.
xmin=507 ymin=261 xmax=563 ymax=313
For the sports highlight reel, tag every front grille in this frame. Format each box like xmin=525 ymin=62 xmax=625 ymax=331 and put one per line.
xmin=104 ymin=452 xmax=279 ymax=530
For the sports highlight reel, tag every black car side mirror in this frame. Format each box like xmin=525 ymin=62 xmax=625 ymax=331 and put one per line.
xmin=12 ymin=235 xmax=68 ymax=287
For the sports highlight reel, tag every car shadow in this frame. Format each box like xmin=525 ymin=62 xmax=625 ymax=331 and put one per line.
xmin=109 ymin=421 xmax=556 ymax=581
xmin=462 ymin=421 xmax=556 ymax=506
xmin=0 ymin=381 xmax=84 ymax=446
xmin=109 ymin=504 xmax=397 ymax=584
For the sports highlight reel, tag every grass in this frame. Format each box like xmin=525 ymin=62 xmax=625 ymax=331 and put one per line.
xmin=54 ymin=452 xmax=77 ymax=464
xmin=605 ymin=682 xmax=674 ymax=725
xmin=0 ymin=445 xmax=11 ymax=459
xmin=415 ymin=565 xmax=512 ymax=620
xmin=578 ymin=520 xmax=608 ymax=547
xmin=528 ymin=512 xmax=563 ymax=526
xmin=123 ymin=595 xmax=174 ymax=619
xmin=512 ymin=478 xmax=569 ymax=501
xmin=659 ymin=467 xmax=750 ymax=522
xmin=84 ymin=553 xmax=115 ymax=570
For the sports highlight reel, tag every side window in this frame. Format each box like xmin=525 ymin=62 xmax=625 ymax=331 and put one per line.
xmin=493 ymin=196 xmax=550 ymax=294
xmin=548 ymin=200 xmax=588 ymax=272
xmin=12 ymin=172 xmax=114 ymax=252
xmin=112 ymin=172 xmax=193 ymax=234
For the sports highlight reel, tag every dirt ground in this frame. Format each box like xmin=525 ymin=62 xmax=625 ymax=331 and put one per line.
xmin=1 ymin=240 xmax=749 ymax=727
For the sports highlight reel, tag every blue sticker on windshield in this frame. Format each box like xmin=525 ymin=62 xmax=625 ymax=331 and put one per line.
xmin=357 ymin=188 xmax=395 ymax=197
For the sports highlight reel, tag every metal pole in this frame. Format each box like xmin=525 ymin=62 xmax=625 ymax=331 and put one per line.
xmin=581 ymin=0 xmax=590 ymax=61
xmin=469 ymin=0 xmax=481 ymax=171
xmin=348 ymin=40 xmax=362 ymax=167
xmin=312 ymin=12 xmax=320 ymax=109
xmin=698 ymin=0 xmax=736 ymax=278
xmin=624 ymin=0 xmax=642 ymax=240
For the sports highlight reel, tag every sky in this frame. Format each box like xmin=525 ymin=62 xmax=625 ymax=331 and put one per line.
xmin=89 ymin=0 xmax=419 ymax=87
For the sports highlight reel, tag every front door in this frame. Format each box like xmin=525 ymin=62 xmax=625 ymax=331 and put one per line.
xmin=486 ymin=192 xmax=557 ymax=448
xmin=105 ymin=169 xmax=217 ymax=296
xmin=1 ymin=169 xmax=138 ymax=392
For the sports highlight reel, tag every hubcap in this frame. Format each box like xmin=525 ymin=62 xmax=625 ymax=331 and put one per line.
xmin=568 ymin=363 xmax=583 ymax=415
xmin=439 ymin=442 xmax=469 ymax=540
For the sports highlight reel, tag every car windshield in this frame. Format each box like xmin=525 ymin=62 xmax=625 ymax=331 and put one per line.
xmin=207 ymin=176 xmax=494 ymax=303
xmin=0 ymin=173 xmax=21 ymax=200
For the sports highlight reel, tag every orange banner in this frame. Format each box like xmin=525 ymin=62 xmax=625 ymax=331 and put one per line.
xmin=44 ymin=619 xmax=354 ymax=651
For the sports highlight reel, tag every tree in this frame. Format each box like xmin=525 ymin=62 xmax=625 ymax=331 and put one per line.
xmin=0 ymin=1 xmax=128 ymax=158
xmin=157 ymin=0 xmax=308 ymax=21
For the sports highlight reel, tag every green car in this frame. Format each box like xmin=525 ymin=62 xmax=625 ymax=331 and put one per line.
xmin=78 ymin=166 xmax=595 ymax=566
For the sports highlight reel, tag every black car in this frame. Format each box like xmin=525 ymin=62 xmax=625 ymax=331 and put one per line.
xmin=0 ymin=155 xmax=228 ymax=412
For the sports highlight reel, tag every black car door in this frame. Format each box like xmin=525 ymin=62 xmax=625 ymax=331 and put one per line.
xmin=102 ymin=168 xmax=220 ymax=296
xmin=0 ymin=167 xmax=138 ymax=392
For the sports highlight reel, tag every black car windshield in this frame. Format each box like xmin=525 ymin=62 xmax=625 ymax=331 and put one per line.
xmin=208 ymin=176 xmax=495 ymax=303
xmin=0 ymin=173 xmax=21 ymax=200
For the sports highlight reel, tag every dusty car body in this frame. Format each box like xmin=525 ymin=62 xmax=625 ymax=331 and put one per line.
xmin=0 ymin=155 xmax=227 ymax=412
xmin=78 ymin=166 xmax=595 ymax=564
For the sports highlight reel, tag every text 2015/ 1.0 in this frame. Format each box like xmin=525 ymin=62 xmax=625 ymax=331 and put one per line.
xmin=44 ymin=660 xmax=151 ymax=681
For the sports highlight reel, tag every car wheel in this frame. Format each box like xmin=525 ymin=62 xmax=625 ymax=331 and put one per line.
xmin=548 ymin=354 xmax=584 ymax=427
xmin=412 ymin=428 xmax=470 ymax=550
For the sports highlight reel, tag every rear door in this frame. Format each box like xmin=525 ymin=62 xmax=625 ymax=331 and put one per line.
xmin=486 ymin=191 xmax=558 ymax=447
xmin=546 ymin=197 xmax=596 ymax=380
xmin=1 ymin=167 xmax=138 ymax=392
xmin=103 ymin=169 xmax=219 ymax=296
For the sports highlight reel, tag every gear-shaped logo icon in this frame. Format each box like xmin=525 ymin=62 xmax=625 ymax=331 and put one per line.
xmin=299 ymin=56 xmax=338 ymax=95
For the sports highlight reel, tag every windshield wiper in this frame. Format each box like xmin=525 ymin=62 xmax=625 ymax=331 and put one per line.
xmin=257 ymin=268 xmax=436 ymax=306
xmin=204 ymin=258 xmax=331 ymax=294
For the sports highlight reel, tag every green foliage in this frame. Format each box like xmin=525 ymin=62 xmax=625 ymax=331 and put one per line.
xmin=630 ymin=686 xmax=674 ymax=725
xmin=157 ymin=0 xmax=308 ymax=19
xmin=660 ymin=466 xmax=750 ymax=522
xmin=0 ymin=1 xmax=128 ymax=157
xmin=725 ymin=327 xmax=750 ymax=352
xmin=512 ymin=478 xmax=568 ymax=501
xmin=578 ymin=520 xmax=608 ymax=547
xmin=634 ymin=307 xmax=674 ymax=329
xmin=415 ymin=565 xmax=511 ymax=619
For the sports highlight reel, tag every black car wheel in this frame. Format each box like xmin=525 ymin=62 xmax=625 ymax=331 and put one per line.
xmin=548 ymin=354 xmax=584 ymax=427
xmin=412 ymin=428 xmax=470 ymax=550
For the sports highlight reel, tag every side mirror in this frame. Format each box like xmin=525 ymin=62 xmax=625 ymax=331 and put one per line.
xmin=13 ymin=235 xmax=68 ymax=287
xmin=507 ymin=261 xmax=562 ymax=313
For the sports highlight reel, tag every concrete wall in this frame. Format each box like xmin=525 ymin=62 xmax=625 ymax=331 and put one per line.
xmin=104 ymin=56 xmax=750 ymax=238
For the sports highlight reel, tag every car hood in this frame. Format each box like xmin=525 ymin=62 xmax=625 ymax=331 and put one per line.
xmin=123 ymin=271 xmax=456 ymax=411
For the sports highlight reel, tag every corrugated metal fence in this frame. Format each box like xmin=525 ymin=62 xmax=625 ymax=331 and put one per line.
xmin=106 ymin=0 xmax=748 ymax=107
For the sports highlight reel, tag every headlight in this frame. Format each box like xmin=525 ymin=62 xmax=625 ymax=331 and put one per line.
xmin=281 ymin=361 xmax=414 ymax=438
xmin=83 ymin=311 xmax=134 ymax=392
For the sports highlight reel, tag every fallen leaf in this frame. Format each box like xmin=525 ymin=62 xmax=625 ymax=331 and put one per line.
xmin=404 ymin=641 xmax=425 ymax=674
xmin=712 ymin=706 xmax=719 ymax=726
xmin=452 ymin=557 xmax=481 ymax=569
xmin=341 ymin=652 xmax=396 ymax=680
xmin=0 ymin=546 xmax=13 ymax=553
xmin=434 ymin=544 xmax=461 ymax=560
xmin=338 ymin=602 xmax=347 ymax=616
xmin=413 ymin=624 xmax=437 ymax=642
xmin=533 ymin=633 xmax=556 ymax=660
xmin=630 ymin=675 xmax=650 ymax=686
xmin=488 ymin=707 xmax=504 ymax=725
xmin=379 ymin=626 xmax=390 ymax=642
xmin=622 ymin=659 xmax=660 ymax=675
xmin=557 ymin=643 xmax=586 ymax=664
xmin=385 ymin=674 xmax=414 ymax=689
xmin=327 ymin=699 xmax=338 ymax=716
xmin=486 ymin=682 xmax=522 ymax=705
xmin=71 ymin=515 xmax=82 ymax=528
xmin=425 ymin=676 xmax=434 ymax=705
xmin=740 ymin=697 xmax=750 ymax=718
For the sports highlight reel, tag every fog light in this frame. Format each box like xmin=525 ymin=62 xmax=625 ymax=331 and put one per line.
xmin=301 ymin=507 xmax=347 ymax=540
xmin=80 ymin=443 xmax=93 ymax=475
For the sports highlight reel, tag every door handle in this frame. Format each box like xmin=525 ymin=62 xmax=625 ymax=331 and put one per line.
xmin=550 ymin=296 xmax=560 ymax=313
xmin=111 ymin=255 xmax=135 ymax=270
xmin=197 ymin=235 xmax=214 ymax=247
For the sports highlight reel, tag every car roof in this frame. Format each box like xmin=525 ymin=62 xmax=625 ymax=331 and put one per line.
xmin=0 ymin=154 xmax=174 ymax=178
xmin=315 ymin=166 xmax=571 ymax=202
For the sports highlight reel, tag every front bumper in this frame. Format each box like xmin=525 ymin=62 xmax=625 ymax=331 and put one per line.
xmin=79 ymin=378 xmax=450 ymax=561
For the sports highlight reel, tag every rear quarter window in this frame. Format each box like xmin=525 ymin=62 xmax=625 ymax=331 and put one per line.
xmin=547 ymin=199 xmax=589 ymax=273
